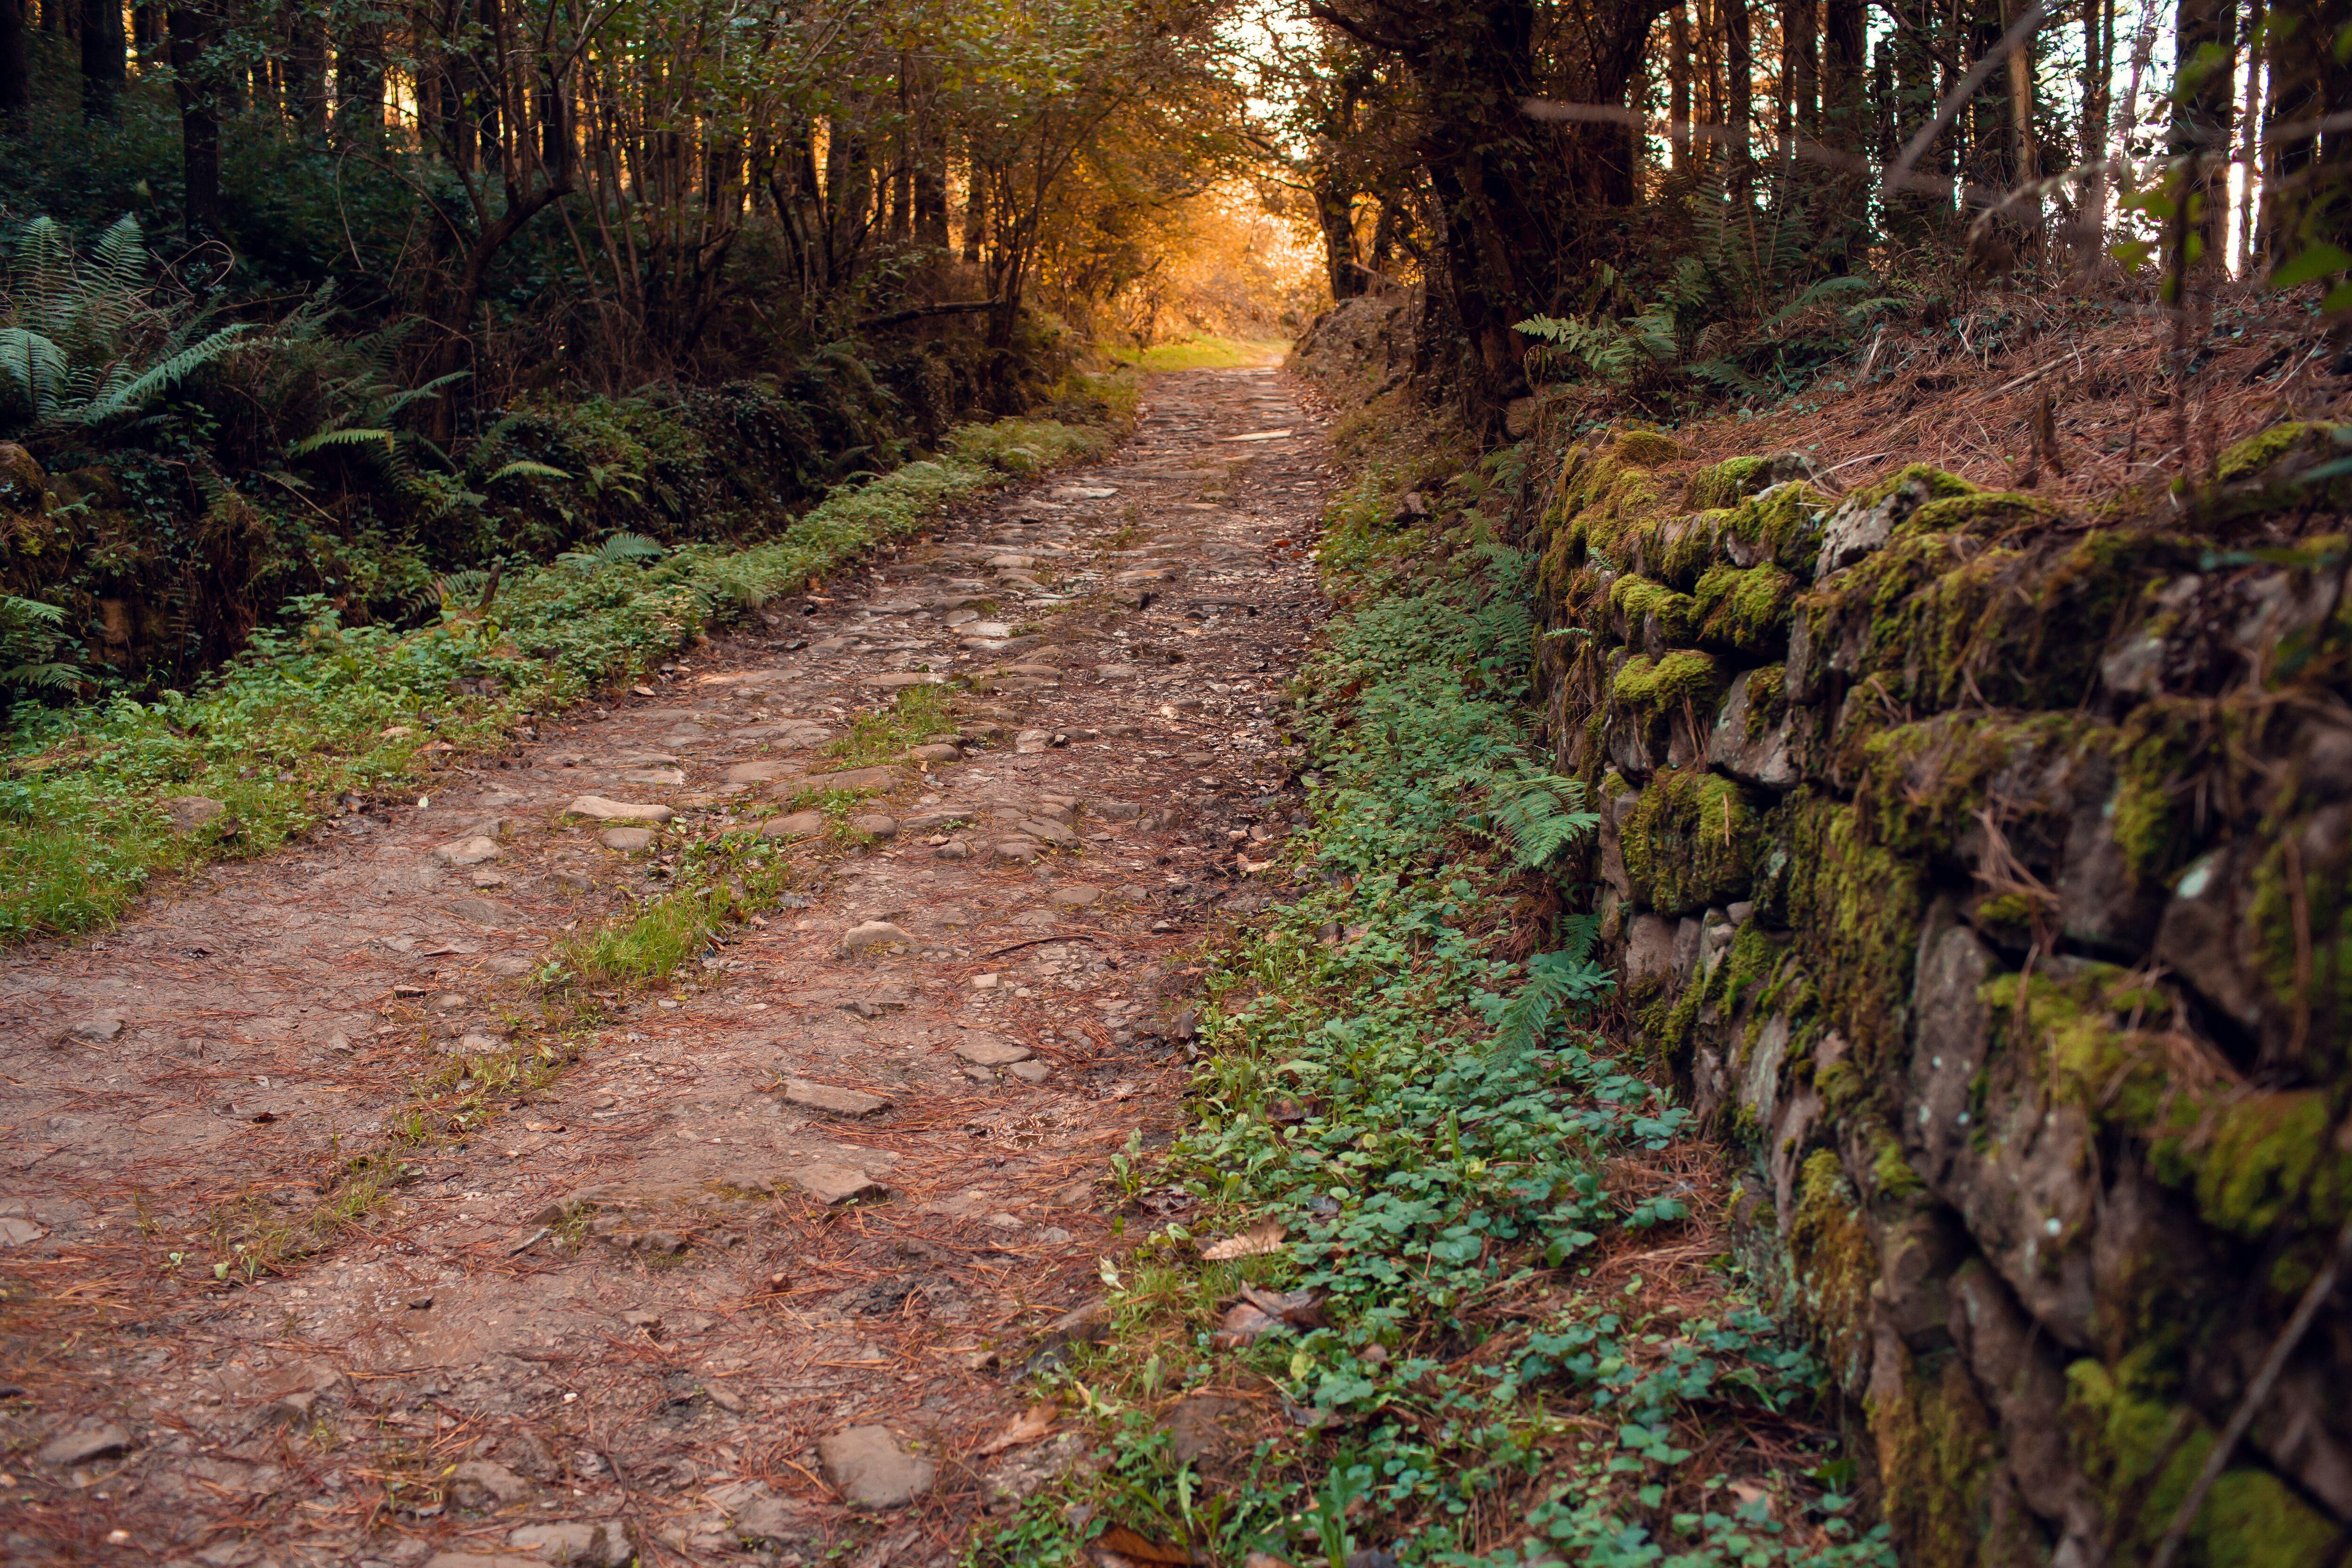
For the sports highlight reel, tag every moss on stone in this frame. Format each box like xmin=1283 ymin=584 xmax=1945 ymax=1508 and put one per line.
xmin=1775 ymin=790 xmax=1926 ymax=1073
xmin=2213 ymin=420 xmax=2345 ymax=483
xmin=1840 ymin=462 xmax=1979 ymax=515
xmin=1688 ymin=454 xmax=1774 ymax=510
xmin=1852 ymin=711 xmax=2084 ymax=862
xmin=1613 ymin=428 xmax=1686 ymax=467
xmin=2066 ymin=1354 xmax=2338 ymax=1568
xmin=1608 ymin=573 xmax=1699 ymax=644
xmin=1903 ymin=489 xmax=2070 ymax=540
xmin=2248 ymin=819 xmax=2352 ymax=1065
xmin=1611 ymin=649 xmax=1721 ymax=712
xmin=1739 ymin=664 xmax=1788 ymax=743
xmin=1789 ymin=1146 xmax=1876 ymax=1389
xmin=1986 ymin=965 xmax=2352 ymax=1241
xmin=1724 ymin=478 xmax=1834 ymax=574
xmin=1694 ymin=561 xmax=1798 ymax=653
xmin=2106 ymin=699 xmax=2208 ymax=886
xmin=1873 ymin=1127 xmax=1926 ymax=1199
xmin=1621 ymin=768 xmax=1765 ymax=914
xmin=1868 ymin=1343 xmax=1999 ymax=1568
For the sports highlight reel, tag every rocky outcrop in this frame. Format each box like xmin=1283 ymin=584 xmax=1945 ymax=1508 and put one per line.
xmin=1529 ymin=421 xmax=2352 ymax=1568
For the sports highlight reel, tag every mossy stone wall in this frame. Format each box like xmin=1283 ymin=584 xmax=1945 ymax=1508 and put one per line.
xmin=1528 ymin=422 xmax=2352 ymax=1568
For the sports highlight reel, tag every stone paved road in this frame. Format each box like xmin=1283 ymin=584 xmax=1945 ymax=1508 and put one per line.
xmin=0 ymin=366 xmax=1332 ymax=1567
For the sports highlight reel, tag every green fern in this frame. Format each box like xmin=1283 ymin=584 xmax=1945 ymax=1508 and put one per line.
xmin=557 ymin=532 xmax=665 ymax=573
xmin=288 ymin=426 xmax=395 ymax=458
xmin=485 ymin=459 xmax=572 ymax=485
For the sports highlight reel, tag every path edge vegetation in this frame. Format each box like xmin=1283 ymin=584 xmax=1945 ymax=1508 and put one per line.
xmin=0 ymin=385 xmax=1135 ymax=944
xmin=971 ymin=391 xmax=1896 ymax=1568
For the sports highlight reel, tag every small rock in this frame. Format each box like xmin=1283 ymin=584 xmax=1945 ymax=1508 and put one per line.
xmin=36 ymin=1419 xmax=130 ymax=1466
xmin=702 ymin=1380 xmax=747 ymax=1414
xmin=840 ymin=920 xmax=914 ymax=955
xmin=908 ymin=743 xmax=963 ymax=762
xmin=1048 ymin=884 xmax=1102 ymax=907
xmin=506 ymin=1520 xmax=633 ymax=1567
xmin=848 ymin=812 xmax=898 ymax=838
xmin=934 ymin=839 xmax=975 ymax=860
xmin=0 ymin=1216 xmax=45 ymax=1246
xmin=730 ymin=1494 xmax=801 ymax=1546
xmin=161 ymin=795 xmax=225 ymax=833
xmin=724 ymin=760 xmax=798 ymax=784
xmin=564 ymin=796 xmax=675 ymax=824
xmin=598 ymin=827 xmax=656 ymax=852
xmin=870 ymin=671 xmax=945 ymax=689
xmin=955 ymin=1034 xmax=1034 ymax=1067
xmin=784 ymin=1079 xmax=891 ymax=1116
xmin=1014 ymin=729 xmax=1052 ymax=754
xmin=787 ymin=1163 xmax=884 ymax=1204
xmin=69 ymin=1015 xmax=124 ymax=1043
xmin=424 ymin=1555 xmax=544 ymax=1568
xmin=760 ymin=809 xmax=826 ymax=840
xmin=993 ymin=838 xmax=1042 ymax=863
xmin=450 ymin=1458 xmax=532 ymax=1508
xmin=435 ymin=836 xmax=503 ymax=867
xmin=448 ymin=896 xmax=521 ymax=926
xmin=816 ymin=1425 xmax=934 ymax=1508
xmin=1007 ymin=1059 xmax=1050 ymax=1083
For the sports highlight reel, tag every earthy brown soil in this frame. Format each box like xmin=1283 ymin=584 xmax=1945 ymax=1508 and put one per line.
xmin=0 ymin=367 xmax=1332 ymax=1568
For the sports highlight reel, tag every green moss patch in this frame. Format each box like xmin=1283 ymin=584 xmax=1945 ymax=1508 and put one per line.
xmin=1622 ymin=767 xmax=1765 ymax=914
xmin=1694 ymin=561 xmax=1798 ymax=653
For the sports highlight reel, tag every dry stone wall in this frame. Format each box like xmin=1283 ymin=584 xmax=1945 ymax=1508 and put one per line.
xmin=1526 ymin=420 xmax=2352 ymax=1568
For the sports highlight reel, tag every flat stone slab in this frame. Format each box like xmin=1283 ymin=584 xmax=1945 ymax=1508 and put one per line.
xmin=784 ymin=1079 xmax=891 ymax=1117
xmin=840 ymin=920 xmax=913 ymax=955
xmin=507 ymin=1521 xmax=633 ymax=1567
xmin=623 ymin=767 xmax=687 ymax=785
xmin=868 ymin=672 xmax=945 ymax=689
xmin=817 ymin=1424 xmax=934 ymax=1507
xmin=954 ymin=1034 xmax=1035 ymax=1067
xmin=725 ymin=760 xmax=801 ymax=783
xmin=600 ymin=827 xmax=656 ymax=852
xmin=759 ymin=810 xmax=825 ymax=840
xmin=907 ymin=743 xmax=963 ymax=762
xmin=566 ymin=796 xmax=675 ymax=824
xmin=848 ymin=813 xmax=898 ymax=838
xmin=37 ymin=1418 xmax=131 ymax=1466
xmin=1049 ymin=884 xmax=1103 ymax=906
xmin=787 ymin=1163 xmax=885 ymax=1204
xmin=435 ymin=835 xmax=503 ymax=866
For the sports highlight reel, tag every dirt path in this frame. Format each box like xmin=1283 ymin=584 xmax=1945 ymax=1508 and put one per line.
xmin=0 ymin=367 xmax=1331 ymax=1568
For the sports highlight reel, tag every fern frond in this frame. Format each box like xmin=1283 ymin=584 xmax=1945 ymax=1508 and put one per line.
xmin=484 ymin=459 xmax=571 ymax=485
xmin=288 ymin=427 xmax=396 ymax=457
xmin=75 ymin=323 xmax=255 ymax=424
xmin=383 ymin=369 xmax=471 ymax=418
xmin=0 ymin=328 xmax=67 ymax=418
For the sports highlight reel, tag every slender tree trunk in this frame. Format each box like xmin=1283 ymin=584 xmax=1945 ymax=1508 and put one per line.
xmin=1669 ymin=2 xmax=1691 ymax=171
xmin=79 ymin=0 xmax=121 ymax=121
xmin=1726 ymin=0 xmax=1752 ymax=195
xmin=2237 ymin=0 xmax=2266 ymax=265
xmin=168 ymin=1 xmax=220 ymax=238
xmin=961 ymin=148 xmax=987 ymax=264
xmin=1824 ymin=0 xmax=1863 ymax=147
xmin=2002 ymin=0 xmax=2041 ymax=250
xmin=288 ymin=4 xmax=326 ymax=138
xmin=2173 ymin=0 xmax=2238 ymax=265
xmin=0 ymin=0 xmax=28 ymax=133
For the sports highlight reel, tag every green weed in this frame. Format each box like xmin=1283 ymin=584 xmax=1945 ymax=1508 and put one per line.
xmin=826 ymin=684 xmax=959 ymax=767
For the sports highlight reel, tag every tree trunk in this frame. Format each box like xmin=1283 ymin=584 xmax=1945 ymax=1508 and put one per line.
xmin=168 ymin=1 xmax=220 ymax=239
xmin=2237 ymin=0 xmax=2266 ymax=265
xmin=79 ymin=0 xmax=121 ymax=121
xmin=1726 ymin=0 xmax=1752 ymax=194
xmin=961 ymin=147 xmax=987 ymax=264
xmin=2174 ymin=0 xmax=2238 ymax=265
xmin=1669 ymin=3 xmax=1691 ymax=171
xmin=287 ymin=4 xmax=326 ymax=137
xmin=1314 ymin=178 xmax=1361 ymax=297
xmin=1824 ymin=0 xmax=1864 ymax=149
xmin=0 ymin=0 xmax=28 ymax=134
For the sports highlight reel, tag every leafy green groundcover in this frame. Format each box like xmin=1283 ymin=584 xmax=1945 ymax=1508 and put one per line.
xmin=0 ymin=417 xmax=1112 ymax=943
xmin=979 ymin=517 xmax=1892 ymax=1567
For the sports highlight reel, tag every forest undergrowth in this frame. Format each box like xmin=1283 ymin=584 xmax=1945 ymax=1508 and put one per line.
xmin=976 ymin=398 xmax=1895 ymax=1568
xmin=0 ymin=408 xmax=1120 ymax=943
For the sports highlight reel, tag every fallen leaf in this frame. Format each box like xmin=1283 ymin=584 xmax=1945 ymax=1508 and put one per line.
xmin=976 ymin=1402 xmax=1058 ymax=1456
xmin=1093 ymin=1524 xmax=1192 ymax=1564
xmin=1200 ymin=1220 xmax=1286 ymax=1261
xmin=1238 ymin=1284 xmax=1323 ymax=1328
xmin=1209 ymin=1302 xmax=1281 ymax=1348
